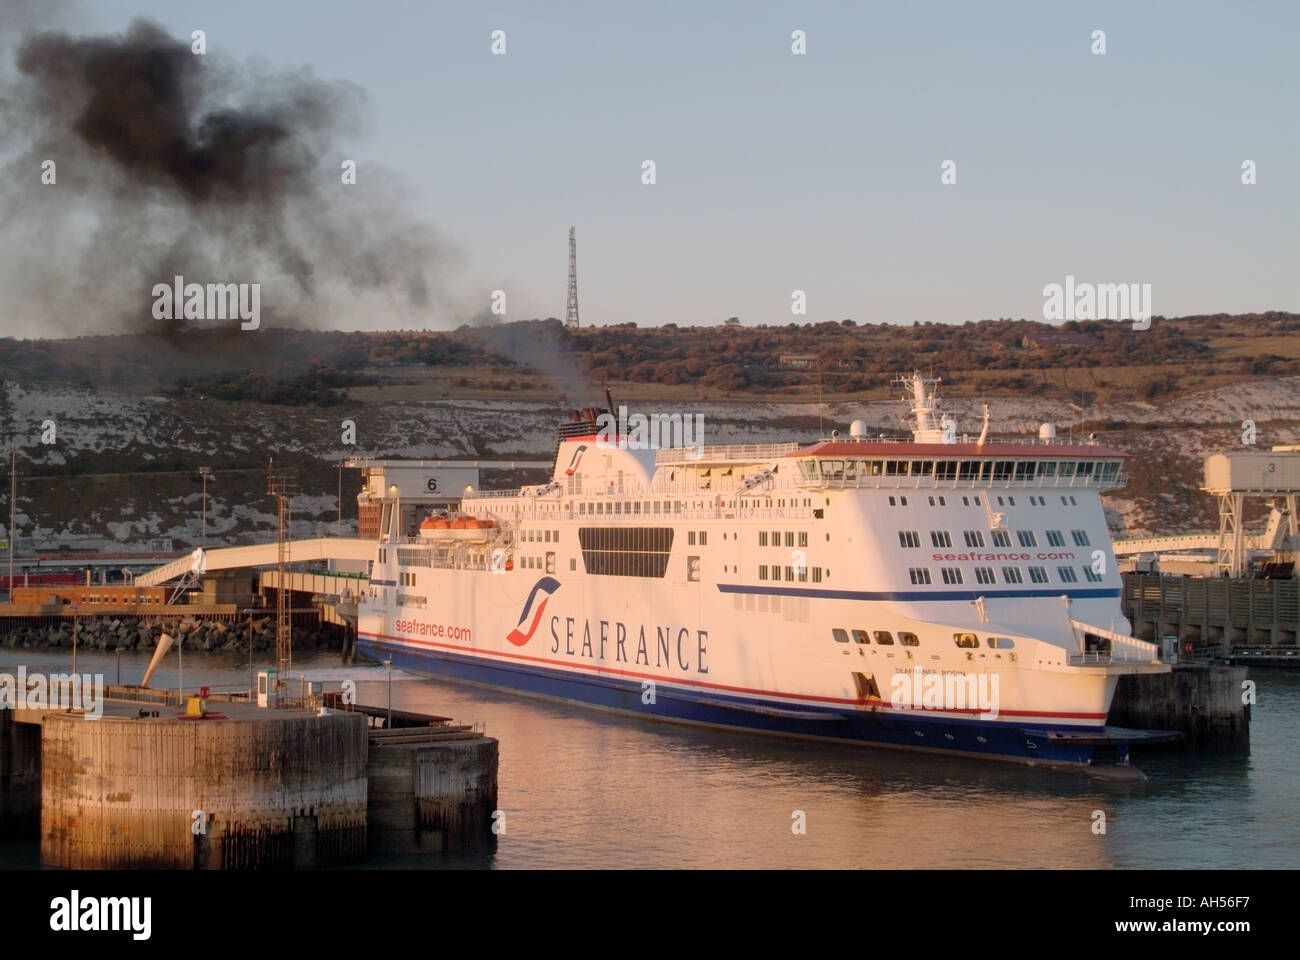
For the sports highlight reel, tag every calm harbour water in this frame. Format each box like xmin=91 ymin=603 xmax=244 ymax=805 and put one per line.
xmin=4 ymin=648 xmax=1298 ymax=869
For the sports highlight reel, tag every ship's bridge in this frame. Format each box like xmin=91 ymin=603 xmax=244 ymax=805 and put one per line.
xmin=786 ymin=442 xmax=1128 ymax=491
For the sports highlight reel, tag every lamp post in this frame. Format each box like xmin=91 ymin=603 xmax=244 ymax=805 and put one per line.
xmin=384 ymin=658 xmax=393 ymax=727
xmin=7 ymin=445 xmax=14 ymax=602
xmin=198 ymin=467 xmax=212 ymax=546
xmin=69 ymin=603 xmax=78 ymax=676
xmin=244 ymin=607 xmax=256 ymax=697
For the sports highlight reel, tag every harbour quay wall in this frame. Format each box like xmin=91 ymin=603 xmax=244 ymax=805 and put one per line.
xmin=0 ymin=707 xmax=41 ymax=838
xmin=1110 ymin=663 xmax=1250 ymax=749
xmin=368 ymin=735 xmax=499 ymax=855
xmin=40 ymin=711 xmax=370 ymax=868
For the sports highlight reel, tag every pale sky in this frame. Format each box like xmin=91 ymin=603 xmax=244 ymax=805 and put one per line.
xmin=4 ymin=0 xmax=1297 ymax=335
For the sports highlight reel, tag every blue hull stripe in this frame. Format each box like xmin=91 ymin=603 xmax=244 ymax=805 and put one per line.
xmin=356 ymin=635 xmax=1123 ymax=767
xmin=716 ymin=584 xmax=1120 ymax=602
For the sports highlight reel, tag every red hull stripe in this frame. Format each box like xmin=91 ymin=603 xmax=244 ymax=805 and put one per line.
xmin=358 ymin=630 xmax=1106 ymax=720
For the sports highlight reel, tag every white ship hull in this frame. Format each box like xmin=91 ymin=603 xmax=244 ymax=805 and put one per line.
xmin=356 ymin=378 xmax=1172 ymax=767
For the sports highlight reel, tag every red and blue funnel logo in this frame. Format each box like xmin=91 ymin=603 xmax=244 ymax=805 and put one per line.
xmin=506 ymin=576 xmax=560 ymax=647
xmin=564 ymin=443 xmax=589 ymax=476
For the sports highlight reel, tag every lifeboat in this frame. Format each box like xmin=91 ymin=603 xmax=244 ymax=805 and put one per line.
xmin=419 ymin=513 xmax=451 ymax=538
xmin=421 ymin=513 xmax=498 ymax=540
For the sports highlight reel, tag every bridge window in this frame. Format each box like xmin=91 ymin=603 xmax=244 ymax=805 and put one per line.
xmin=886 ymin=460 xmax=907 ymax=476
xmin=1101 ymin=462 xmax=1120 ymax=481
xmin=1039 ymin=461 xmax=1056 ymax=477
xmin=958 ymin=461 xmax=983 ymax=480
xmin=1076 ymin=461 xmax=1095 ymax=478
xmin=935 ymin=461 xmax=957 ymax=480
xmin=820 ymin=460 xmax=845 ymax=480
xmin=992 ymin=461 xmax=1014 ymax=480
xmin=1058 ymin=462 xmax=1076 ymax=478
xmin=1013 ymin=461 xmax=1036 ymax=480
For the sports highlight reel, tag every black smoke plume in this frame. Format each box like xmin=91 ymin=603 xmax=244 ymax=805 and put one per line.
xmin=0 ymin=14 xmax=453 ymax=339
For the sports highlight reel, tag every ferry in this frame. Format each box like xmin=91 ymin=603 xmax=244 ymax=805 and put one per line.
xmin=356 ymin=375 xmax=1174 ymax=771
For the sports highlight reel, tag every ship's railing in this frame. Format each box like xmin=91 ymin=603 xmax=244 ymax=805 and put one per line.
xmin=654 ymin=443 xmax=801 ymax=465
xmin=1067 ymin=619 xmax=1160 ymax=664
xmin=819 ymin=435 xmax=1114 ymax=448
xmin=795 ymin=473 xmax=1128 ymax=492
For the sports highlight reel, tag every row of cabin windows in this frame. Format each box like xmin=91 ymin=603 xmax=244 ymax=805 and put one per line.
xmin=831 ymin=628 xmax=921 ymax=646
xmin=890 ymin=493 xmax=1081 ymax=509
xmin=579 ymin=501 xmax=689 ymax=516
xmin=803 ymin=458 xmax=1121 ymax=482
xmin=758 ymin=564 xmax=824 ymax=583
xmin=758 ymin=531 xmax=809 ymax=548
xmin=523 ymin=529 xmax=560 ymax=542
xmin=900 ymin=529 xmax=1092 ymax=549
xmin=994 ymin=495 xmax=1081 ymax=508
xmin=522 ymin=554 xmax=555 ymax=572
xmin=909 ymin=565 xmax=1104 ymax=585
xmin=954 ymin=633 xmax=1016 ymax=649
xmin=78 ymin=594 xmax=159 ymax=604
xmin=832 ymin=629 xmax=1015 ymax=650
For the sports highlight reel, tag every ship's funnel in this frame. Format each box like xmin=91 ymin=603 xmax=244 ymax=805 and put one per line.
xmin=140 ymin=633 xmax=175 ymax=688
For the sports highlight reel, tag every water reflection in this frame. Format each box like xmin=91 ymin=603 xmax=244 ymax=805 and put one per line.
xmin=2 ymin=650 xmax=1294 ymax=869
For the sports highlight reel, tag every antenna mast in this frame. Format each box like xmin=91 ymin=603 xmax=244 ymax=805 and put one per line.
xmin=565 ymin=226 xmax=580 ymax=328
